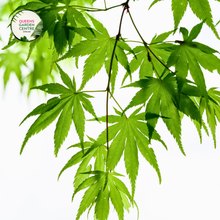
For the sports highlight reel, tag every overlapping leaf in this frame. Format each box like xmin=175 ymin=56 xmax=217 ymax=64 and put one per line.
xmin=60 ymin=149 xmax=136 ymax=220
xmin=20 ymin=64 xmax=97 ymax=156
xmin=123 ymin=74 xmax=186 ymax=155
xmin=58 ymin=138 xmax=107 ymax=188
xmin=88 ymin=108 xmax=164 ymax=198
xmin=123 ymin=30 xmax=174 ymax=83
xmin=69 ymin=170 xmax=134 ymax=220
xmin=166 ymin=22 xmax=220 ymax=145
xmin=58 ymin=14 xmax=130 ymax=91
xmin=149 ymin=0 xmax=220 ymax=38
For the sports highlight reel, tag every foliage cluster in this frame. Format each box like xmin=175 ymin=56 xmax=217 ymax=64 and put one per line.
xmin=1 ymin=0 xmax=220 ymax=219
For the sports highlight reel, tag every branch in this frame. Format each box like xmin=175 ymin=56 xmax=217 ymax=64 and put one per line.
xmin=106 ymin=1 xmax=129 ymax=154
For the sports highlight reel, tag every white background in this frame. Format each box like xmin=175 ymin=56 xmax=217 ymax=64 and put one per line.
xmin=0 ymin=0 xmax=220 ymax=220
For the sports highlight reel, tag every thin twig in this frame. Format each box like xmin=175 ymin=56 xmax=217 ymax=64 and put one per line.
xmin=106 ymin=1 xmax=129 ymax=154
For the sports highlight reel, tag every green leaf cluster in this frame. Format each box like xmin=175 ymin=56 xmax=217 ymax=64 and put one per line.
xmin=2 ymin=0 xmax=220 ymax=219
xmin=20 ymin=64 xmax=97 ymax=156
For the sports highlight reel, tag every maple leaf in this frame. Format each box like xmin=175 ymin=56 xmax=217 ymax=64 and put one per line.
xmin=87 ymin=107 xmax=164 ymax=198
xmin=59 ymin=142 xmax=137 ymax=220
xmin=71 ymin=170 xmax=134 ymax=220
xmin=20 ymin=64 xmax=97 ymax=156
xmin=123 ymin=73 xmax=195 ymax=155
xmin=0 ymin=50 xmax=26 ymax=87
xmin=58 ymin=14 xmax=130 ymax=92
xmin=166 ymin=21 xmax=220 ymax=146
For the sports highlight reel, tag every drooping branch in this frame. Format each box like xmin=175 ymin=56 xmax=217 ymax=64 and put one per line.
xmin=106 ymin=0 xmax=130 ymax=154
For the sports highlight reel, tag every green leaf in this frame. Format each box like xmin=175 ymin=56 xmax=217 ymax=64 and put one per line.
xmin=124 ymin=75 xmax=184 ymax=155
xmin=73 ymin=95 xmax=86 ymax=150
xmin=186 ymin=20 xmax=205 ymax=42
xmin=20 ymin=97 xmax=60 ymax=126
xmin=73 ymin=175 xmax=99 ymax=200
xmin=54 ymin=19 xmax=68 ymax=55
xmin=91 ymin=108 xmax=163 ymax=194
xmin=124 ymin=125 xmax=139 ymax=199
xmin=111 ymin=175 xmax=132 ymax=203
xmin=72 ymin=8 xmax=90 ymax=27
xmin=54 ymin=98 xmax=73 ymax=156
xmin=148 ymin=0 xmax=164 ymax=10
xmin=107 ymin=131 xmax=126 ymax=171
xmin=109 ymin=177 xmax=124 ymax=220
xmin=66 ymin=27 xmax=96 ymax=39
xmin=74 ymin=154 xmax=93 ymax=189
xmin=76 ymin=181 xmax=102 ymax=220
xmin=94 ymin=145 xmax=107 ymax=172
xmin=56 ymin=63 xmax=75 ymax=91
xmin=134 ymin=128 xmax=161 ymax=183
xmin=185 ymin=46 xmax=207 ymax=97
xmin=20 ymin=97 xmax=70 ymax=154
xmin=188 ymin=0 xmax=220 ymax=39
xmin=95 ymin=187 xmax=110 ymax=220
xmin=58 ymin=151 xmax=83 ymax=180
xmin=32 ymin=83 xmax=72 ymax=95
xmin=151 ymin=30 xmax=174 ymax=44
xmin=172 ymin=0 xmax=188 ymax=29
xmin=0 ymin=51 xmax=26 ymax=87
xmin=81 ymin=43 xmax=107 ymax=89
xmin=2 ymin=37 xmax=19 ymax=50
